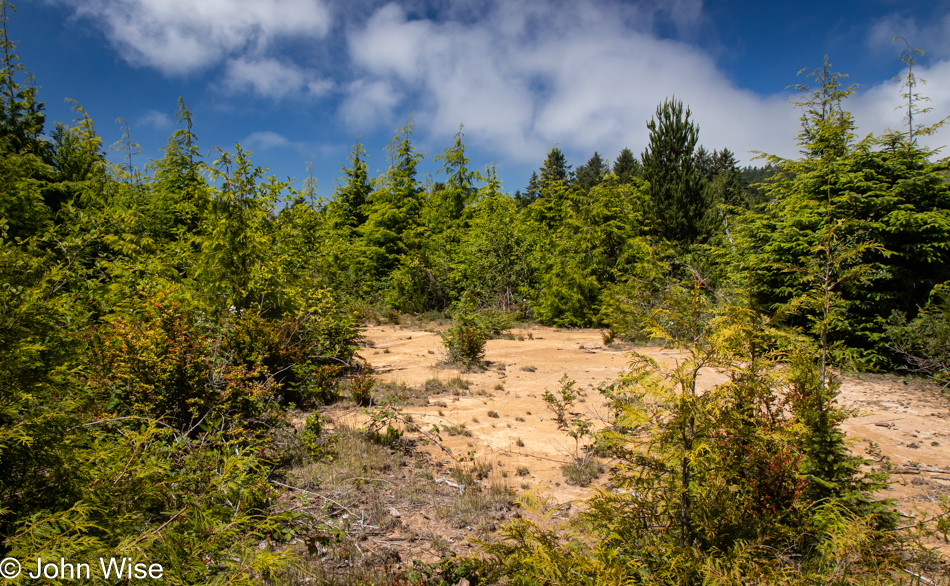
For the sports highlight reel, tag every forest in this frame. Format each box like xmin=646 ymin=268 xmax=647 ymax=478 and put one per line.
xmin=2 ymin=2 xmax=950 ymax=584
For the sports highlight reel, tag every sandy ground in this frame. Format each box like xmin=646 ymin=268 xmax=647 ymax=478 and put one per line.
xmin=360 ymin=323 xmax=950 ymax=517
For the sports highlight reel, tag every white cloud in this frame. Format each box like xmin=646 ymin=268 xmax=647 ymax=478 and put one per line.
xmin=849 ymin=59 xmax=950 ymax=153
xmin=137 ymin=109 xmax=173 ymax=129
xmin=861 ymin=10 xmax=950 ymax=154
xmin=61 ymin=0 xmax=950 ymax=167
xmin=59 ymin=0 xmax=332 ymax=75
xmin=340 ymin=78 xmax=404 ymax=128
xmin=243 ymin=130 xmax=291 ymax=149
xmin=867 ymin=12 xmax=950 ymax=60
xmin=224 ymin=57 xmax=335 ymax=99
xmin=343 ymin=1 xmax=799 ymax=164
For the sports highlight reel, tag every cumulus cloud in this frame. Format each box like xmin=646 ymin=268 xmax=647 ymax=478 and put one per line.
xmin=58 ymin=0 xmax=332 ymax=75
xmin=861 ymin=9 xmax=950 ymax=154
xmin=224 ymin=57 xmax=335 ymax=99
xmin=849 ymin=58 xmax=950 ymax=153
xmin=60 ymin=0 xmax=950 ymax=167
xmin=340 ymin=78 xmax=404 ymax=128
xmin=343 ymin=1 xmax=799 ymax=164
xmin=867 ymin=12 xmax=950 ymax=60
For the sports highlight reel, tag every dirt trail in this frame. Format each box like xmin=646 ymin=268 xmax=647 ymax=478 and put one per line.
xmin=361 ymin=323 xmax=950 ymax=524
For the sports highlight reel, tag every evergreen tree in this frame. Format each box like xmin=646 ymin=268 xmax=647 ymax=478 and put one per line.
xmin=701 ymin=148 xmax=745 ymax=240
xmin=331 ymin=140 xmax=371 ymax=229
xmin=529 ymin=147 xmax=573 ymax=230
xmin=0 ymin=1 xmax=44 ymax=158
xmin=574 ymin=151 xmax=608 ymax=193
xmin=516 ymin=170 xmax=541 ymax=208
xmin=432 ymin=124 xmax=477 ymax=222
xmin=642 ymin=98 xmax=707 ymax=244
xmin=539 ymin=146 xmax=570 ymax=188
xmin=612 ymin=147 xmax=641 ymax=183
xmin=147 ymin=98 xmax=209 ymax=241
xmin=357 ymin=120 xmax=424 ymax=286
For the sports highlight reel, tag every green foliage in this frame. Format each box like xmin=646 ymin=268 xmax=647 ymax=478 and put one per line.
xmin=575 ymin=151 xmax=609 ymax=193
xmin=480 ymin=274 xmax=898 ymax=584
xmin=441 ymin=320 xmax=488 ymax=367
xmin=885 ymin=284 xmax=950 ymax=384
xmin=330 ymin=140 xmax=371 ymax=229
xmin=612 ymin=146 xmax=642 ymax=183
xmin=5 ymin=11 xmax=950 ymax=582
xmin=300 ymin=412 xmax=326 ymax=459
xmin=737 ymin=57 xmax=950 ymax=368
xmin=542 ymin=375 xmax=584 ymax=428
xmin=5 ymin=423 xmax=296 ymax=586
xmin=543 ymin=376 xmax=602 ymax=486
xmin=642 ymin=98 xmax=708 ymax=244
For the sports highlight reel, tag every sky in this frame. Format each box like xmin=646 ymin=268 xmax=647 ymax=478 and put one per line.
xmin=12 ymin=0 xmax=950 ymax=197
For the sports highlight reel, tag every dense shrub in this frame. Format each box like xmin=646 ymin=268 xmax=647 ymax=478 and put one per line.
xmin=885 ymin=286 xmax=950 ymax=385
xmin=441 ymin=321 xmax=488 ymax=367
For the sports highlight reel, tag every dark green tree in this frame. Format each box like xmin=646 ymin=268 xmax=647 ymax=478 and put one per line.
xmin=0 ymin=1 xmax=44 ymax=158
xmin=642 ymin=98 xmax=707 ymax=244
xmin=331 ymin=139 xmax=371 ymax=229
xmin=612 ymin=147 xmax=641 ymax=183
xmin=574 ymin=151 xmax=608 ymax=193
xmin=357 ymin=120 xmax=424 ymax=288
xmin=515 ymin=170 xmax=541 ymax=208
xmin=146 ymin=98 xmax=209 ymax=242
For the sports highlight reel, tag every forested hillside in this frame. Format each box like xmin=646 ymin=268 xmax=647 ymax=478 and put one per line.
xmin=2 ymin=2 xmax=950 ymax=584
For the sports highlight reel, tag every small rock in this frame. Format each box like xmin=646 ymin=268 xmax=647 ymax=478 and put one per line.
xmin=932 ymin=441 xmax=940 ymax=446
xmin=908 ymin=442 xmax=920 ymax=449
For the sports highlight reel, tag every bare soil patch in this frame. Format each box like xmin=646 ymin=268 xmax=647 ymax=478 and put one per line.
xmin=361 ymin=323 xmax=950 ymax=526
xmin=282 ymin=323 xmax=950 ymax=581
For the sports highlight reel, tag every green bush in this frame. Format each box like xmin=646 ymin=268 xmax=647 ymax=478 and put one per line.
xmin=441 ymin=321 xmax=488 ymax=367
xmin=886 ymin=300 xmax=950 ymax=385
xmin=300 ymin=412 xmax=328 ymax=459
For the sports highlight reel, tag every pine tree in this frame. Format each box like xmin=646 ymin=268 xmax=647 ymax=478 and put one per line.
xmin=357 ymin=120 xmax=424 ymax=284
xmin=642 ymin=99 xmax=707 ymax=244
xmin=0 ymin=1 xmax=44 ymax=157
xmin=147 ymin=98 xmax=209 ymax=240
xmin=738 ymin=60 xmax=896 ymax=509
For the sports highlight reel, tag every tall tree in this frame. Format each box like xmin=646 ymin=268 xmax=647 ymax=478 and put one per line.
xmin=539 ymin=146 xmax=570 ymax=188
xmin=332 ymin=139 xmax=371 ymax=229
xmin=0 ymin=1 xmax=44 ymax=157
xmin=641 ymin=98 xmax=707 ymax=244
xmin=357 ymin=119 xmax=424 ymax=283
xmin=431 ymin=124 xmax=477 ymax=223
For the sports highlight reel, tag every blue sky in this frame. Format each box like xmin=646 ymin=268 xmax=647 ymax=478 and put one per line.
xmin=13 ymin=0 xmax=950 ymax=198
